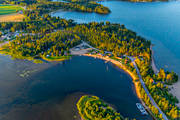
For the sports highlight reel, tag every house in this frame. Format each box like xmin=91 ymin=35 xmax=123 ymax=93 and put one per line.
xmin=18 ymin=11 xmax=23 ymax=14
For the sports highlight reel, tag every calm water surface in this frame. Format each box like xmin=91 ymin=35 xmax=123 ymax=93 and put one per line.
xmin=1 ymin=1 xmax=180 ymax=120
xmin=52 ymin=1 xmax=180 ymax=100
xmin=0 ymin=55 xmax=152 ymax=120
xmin=52 ymin=1 xmax=180 ymax=75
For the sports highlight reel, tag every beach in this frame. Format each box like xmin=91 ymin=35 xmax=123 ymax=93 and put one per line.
xmin=150 ymin=45 xmax=159 ymax=75
xmin=82 ymin=54 xmax=141 ymax=98
xmin=151 ymin=45 xmax=180 ymax=107
xmin=169 ymin=80 xmax=180 ymax=107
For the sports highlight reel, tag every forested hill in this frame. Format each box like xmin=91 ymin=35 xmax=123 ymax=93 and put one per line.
xmin=5 ymin=0 xmax=110 ymax=14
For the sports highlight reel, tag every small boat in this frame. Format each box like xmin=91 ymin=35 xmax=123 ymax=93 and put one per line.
xmin=136 ymin=103 xmax=148 ymax=115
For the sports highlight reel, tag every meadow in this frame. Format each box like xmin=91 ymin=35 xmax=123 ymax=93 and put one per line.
xmin=0 ymin=4 xmax=23 ymax=15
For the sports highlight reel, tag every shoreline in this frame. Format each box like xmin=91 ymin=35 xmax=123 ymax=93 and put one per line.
xmin=82 ymin=55 xmax=141 ymax=103
xmin=0 ymin=42 xmax=71 ymax=62
xmin=0 ymin=42 xmax=170 ymax=119
xmin=40 ymin=55 xmax=71 ymax=62
xmin=151 ymin=45 xmax=180 ymax=107
xmin=82 ymin=53 xmax=157 ymax=119
xmin=169 ymin=81 xmax=180 ymax=107
xmin=150 ymin=45 xmax=159 ymax=75
xmin=82 ymin=53 xmax=158 ymax=119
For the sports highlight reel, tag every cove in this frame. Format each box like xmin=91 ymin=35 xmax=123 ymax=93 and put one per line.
xmin=51 ymin=1 xmax=180 ymax=76
xmin=0 ymin=55 xmax=152 ymax=120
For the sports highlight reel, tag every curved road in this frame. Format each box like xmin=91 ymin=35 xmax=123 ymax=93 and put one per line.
xmin=128 ymin=56 xmax=168 ymax=120
xmin=72 ymin=41 xmax=169 ymax=120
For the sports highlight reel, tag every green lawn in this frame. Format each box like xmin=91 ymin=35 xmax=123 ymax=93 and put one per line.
xmin=0 ymin=4 xmax=23 ymax=15
xmin=42 ymin=55 xmax=72 ymax=61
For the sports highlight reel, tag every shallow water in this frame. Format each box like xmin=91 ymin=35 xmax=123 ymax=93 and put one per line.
xmin=0 ymin=56 xmax=152 ymax=120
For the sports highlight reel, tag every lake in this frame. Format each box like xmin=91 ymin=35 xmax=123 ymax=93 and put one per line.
xmin=51 ymin=0 xmax=180 ymax=102
xmin=1 ymin=1 xmax=180 ymax=119
xmin=52 ymin=0 xmax=180 ymax=75
xmin=0 ymin=55 xmax=152 ymax=120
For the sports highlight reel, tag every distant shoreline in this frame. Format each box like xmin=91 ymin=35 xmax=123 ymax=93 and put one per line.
xmin=150 ymin=45 xmax=159 ymax=75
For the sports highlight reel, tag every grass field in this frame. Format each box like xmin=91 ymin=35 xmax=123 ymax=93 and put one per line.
xmin=0 ymin=4 xmax=23 ymax=15
xmin=42 ymin=55 xmax=72 ymax=61
xmin=0 ymin=13 xmax=25 ymax=22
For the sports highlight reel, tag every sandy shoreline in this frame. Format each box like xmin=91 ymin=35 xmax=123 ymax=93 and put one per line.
xmin=150 ymin=45 xmax=159 ymax=75
xmin=82 ymin=53 xmax=159 ymax=119
xmin=82 ymin=54 xmax=141 ymax=98
xmin=169 ymin=80 xmax=180 ymax=107
xmin=151 ymin=45 xmax=180 ymax=107
xmin=1 ymin=37 xmax=179 ymax=109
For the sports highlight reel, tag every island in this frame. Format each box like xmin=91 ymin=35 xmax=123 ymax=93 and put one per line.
xmin=0 ymin=0 xmax=179 ymax=119
xmin=77 ymin=95 xmax=127 ymax=120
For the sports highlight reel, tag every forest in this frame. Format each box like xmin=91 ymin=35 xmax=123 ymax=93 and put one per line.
xmin=1 ymin=21 xmax=151 ymax=62
xmin=1 ymin=7 xmax=180 ymax=120
xmin=134 ymin=57 xmax=179 ymax=119
xmin=77 ymin=95 xmax=128 ymax=120
xmin=0 ymin=0 xmax=179 ymax=119
xmin=5 ymin=0 xmax=110 ymax=14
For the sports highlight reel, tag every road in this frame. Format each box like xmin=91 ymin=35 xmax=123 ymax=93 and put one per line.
xmin=0 ymin=39 xmax=169 ymax=120
xmin=83 ymin=41 xmax=168 ymax=119
xmin=128 ymin=56 xmax=168 ymax=120
xmin=83 ymin=42 xmax=169 ymax=120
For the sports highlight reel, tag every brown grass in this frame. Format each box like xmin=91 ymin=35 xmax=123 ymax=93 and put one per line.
xmin=0 ymin=13 xmax=24 ymax=22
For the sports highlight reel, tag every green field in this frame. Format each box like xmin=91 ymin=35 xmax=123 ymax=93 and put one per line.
xmin=43 ymin=55 xmax=72 ymax=61
xmin=0 ymin=4 xmax=23 ymax=15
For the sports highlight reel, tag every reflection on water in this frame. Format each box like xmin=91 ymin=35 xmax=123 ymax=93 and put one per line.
xmin=52 ymin=1 xmax=180 ymax=102
xmin=52 ymin=1 xmax=180 ymax=76
xmin=0 ymin=56 xmax=152 ymax=120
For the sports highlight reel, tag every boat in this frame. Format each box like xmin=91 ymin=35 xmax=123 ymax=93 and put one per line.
xmin=136 ymin=103 xmax=148 ymax=115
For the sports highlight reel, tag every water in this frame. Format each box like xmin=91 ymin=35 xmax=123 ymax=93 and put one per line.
xmin=0 ymin=55 xmax=152 ymax=120
xmin=52 ymin=1 xmax=180 ymax=102
xmin=1 ymin=1 xmax=180 ymax=119
xmin=52 ymin=1 xmax=180 ymax=76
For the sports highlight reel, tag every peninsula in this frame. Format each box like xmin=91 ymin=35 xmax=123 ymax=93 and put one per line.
xmin=0 ymin=0 xmax=179 ymax=119
xmin=77 ymin=95 xmax=127 ymax=120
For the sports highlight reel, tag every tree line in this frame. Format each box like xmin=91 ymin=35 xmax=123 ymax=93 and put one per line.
xmin=5 ymin=0 xmax=110 ymax=14
xmin=0 ymin=0 xmax=179 ymax=119
xmin=135 ymin=58 xmax=179 ymax=119
xmin=77 ymin=95 xmax=132 ymax=120
xmin=3 ymin=21 xmax=151 ymax=62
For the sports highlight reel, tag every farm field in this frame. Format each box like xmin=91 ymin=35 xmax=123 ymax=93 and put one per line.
xmin=0 ymin=13 xmax=24 ymax=22
xmin=0 ymin=4 xmax=23 ymax=15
